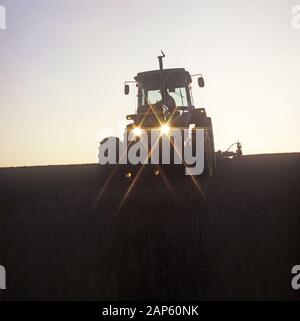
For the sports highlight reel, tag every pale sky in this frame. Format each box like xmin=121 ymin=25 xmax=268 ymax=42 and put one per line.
xmin=0 ymin=0 xmax=299 ymax=167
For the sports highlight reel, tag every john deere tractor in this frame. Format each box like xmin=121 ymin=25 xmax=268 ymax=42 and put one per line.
xmin=123 ymin=52 xmax=215 ymax=176
xmin=99 ymin=52 xmax=216 ymax=177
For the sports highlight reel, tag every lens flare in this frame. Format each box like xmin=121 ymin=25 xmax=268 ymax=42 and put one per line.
xmin=132 ymin=127 xmax=142 ymax=137
xmin=160 ymin=124 xmax=170 ymax=135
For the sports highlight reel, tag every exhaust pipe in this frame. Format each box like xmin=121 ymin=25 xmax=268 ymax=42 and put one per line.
xmin=157 ymin=50 xmax=166 ymax=105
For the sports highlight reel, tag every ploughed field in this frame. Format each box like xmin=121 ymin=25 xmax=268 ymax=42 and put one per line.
xmin=0 ymin=153 xmax=299 ymax=300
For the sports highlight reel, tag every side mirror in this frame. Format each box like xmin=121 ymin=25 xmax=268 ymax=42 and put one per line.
xmin=124 ymin=84 xmax=130 ymax=95
xmin=198 ymin=76 xmax=205 ymax=88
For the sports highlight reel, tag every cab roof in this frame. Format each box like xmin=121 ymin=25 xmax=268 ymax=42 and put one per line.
xmin=134 ymin=68 xmax=192 ymax=88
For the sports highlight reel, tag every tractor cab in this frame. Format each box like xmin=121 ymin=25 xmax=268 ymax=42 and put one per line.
xmin=124 ymin=53 xmax=205 ymax=128
xmin=134 ymin=68 xmax=193 ymax=113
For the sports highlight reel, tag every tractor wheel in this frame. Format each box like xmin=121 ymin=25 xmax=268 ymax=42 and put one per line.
xmin=191 ymin=128 xmax=214 ymax=176
xmin=203 ymin=131 xmax=214 ymax=176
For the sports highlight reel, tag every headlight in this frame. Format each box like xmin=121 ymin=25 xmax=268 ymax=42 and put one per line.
xmin=160 ymin=124 xmax=170 ymax=135
xmin=132 ymin=127 xmax=142 ymax=137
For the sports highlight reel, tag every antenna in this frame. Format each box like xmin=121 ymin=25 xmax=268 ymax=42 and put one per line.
xmin=157 ymin=51 xmax=166 ymax=105
xmin=157 ymin=50 xmax=165 ymax=71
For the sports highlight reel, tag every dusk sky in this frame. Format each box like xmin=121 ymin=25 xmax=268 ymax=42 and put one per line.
xmin=0 ymin=0 xmax=299 ymax=167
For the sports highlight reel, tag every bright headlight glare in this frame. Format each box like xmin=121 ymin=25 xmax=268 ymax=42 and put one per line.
xmin=132 ymin=127 xmax=142 ymax=137
xmin=160 ymin=124 xmax=170 ymax=135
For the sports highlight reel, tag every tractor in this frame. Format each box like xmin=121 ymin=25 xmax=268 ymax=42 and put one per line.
xmin=99 ymin=52 xmax=216 ymax=177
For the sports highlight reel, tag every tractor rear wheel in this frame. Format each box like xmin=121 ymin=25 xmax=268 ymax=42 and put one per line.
xmin=203 ymin=130 xmax=215 ymax=176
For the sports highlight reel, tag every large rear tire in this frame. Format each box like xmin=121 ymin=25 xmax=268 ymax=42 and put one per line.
xmin=203 ymin=130 xmax=215 ymax=176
